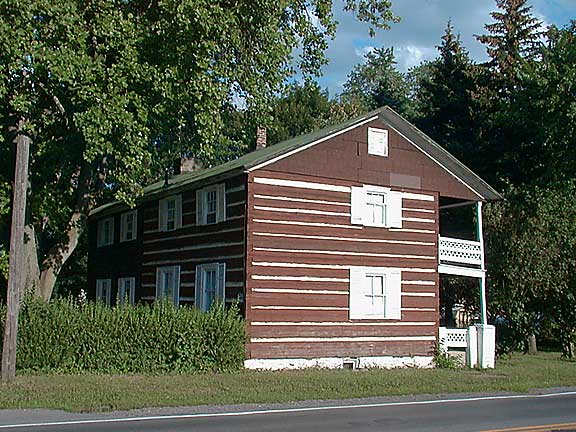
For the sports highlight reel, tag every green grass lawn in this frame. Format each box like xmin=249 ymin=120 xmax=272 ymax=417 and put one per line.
xmin=0 ymin=352 xmax=574 ymax=413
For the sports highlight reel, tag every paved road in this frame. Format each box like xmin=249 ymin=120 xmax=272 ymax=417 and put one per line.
xmin=1 ymin=391 xmax=576 ymax=431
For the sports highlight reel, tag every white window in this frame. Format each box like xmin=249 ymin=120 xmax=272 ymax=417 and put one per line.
xmin=349 ymin=267 xmax=401 ymax=320
xmin=351 ymin=185 xmax=402 ymax=228
xmin=159 ymin=195 xmax=182 ymax=232
xmin=156 ymin=266 xmax=180 ymax=305
xmin=96 ymin=279 xmax=112 ymax=306
xmin=117 ymin=277 xmax=136 ymax=305
xmin=97 ymin=217 xmax=114 ymax=247
xmin=195 ymin=263 xmax=226 ymax=311
xmin=196 ymin=184 xmax=226 ymax=225
xmin=368 ymin=127 xmax=389 ymax=157
xmin=120 ymin=210 xmax=137 ymax=242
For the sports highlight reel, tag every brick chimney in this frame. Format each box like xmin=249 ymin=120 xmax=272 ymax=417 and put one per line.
xmin=256 ymin=126 xmax=267 ymax=150
xmin=174 ymin=156 xmax=203 ymax=175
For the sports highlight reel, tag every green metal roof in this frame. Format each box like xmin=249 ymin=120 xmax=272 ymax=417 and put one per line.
xmin=90 ymin=106 xmax=500 ymax=217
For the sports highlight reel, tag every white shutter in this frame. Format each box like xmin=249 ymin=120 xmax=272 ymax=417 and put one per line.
xmin=217 ymin=262 xmax=226 ymax=303
xmin=385 ymin=269 xmax=402 ymax=320
xmin=175 ymin=195 xmax=182 ymax=229
xmin=350 ymin=186 xmax=366 ymax=225
xmin=349 ymin=266 xmax=366 ymax=320
xmin=387 ymin=191 xmax=403 ymax=228
xmin=194 ymin=265 xmax=203 ymax=309
xmin=119 ymin=214 xmax=125 ymax=242
xmin=217 ymin=183 xmax=226 ymax=223
xmin=158 ymin=200 xmax=166 ymax=231
xmin=173 ymin=266 xmax=181 ymax=305
xmin=196 ymin=189 xmax=204 ymax=225
xmin=155 ymin=268 xmax=162 ymax=300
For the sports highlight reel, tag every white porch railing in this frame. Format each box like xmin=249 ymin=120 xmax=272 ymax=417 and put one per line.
xmin=438 ymin=236 xmax=483 ymax=266
xmin=438 ymin=326 xmax=495 ymax=368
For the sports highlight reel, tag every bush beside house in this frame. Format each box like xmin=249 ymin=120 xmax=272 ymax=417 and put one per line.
xmin=0 ymin=299 xmax=245 ymax=373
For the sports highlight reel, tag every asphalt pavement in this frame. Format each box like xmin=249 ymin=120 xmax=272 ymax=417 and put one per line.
xmin=1 ymin=389 xmax=576 ymax=431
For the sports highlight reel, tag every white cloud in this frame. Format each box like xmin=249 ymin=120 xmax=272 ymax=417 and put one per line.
xmin=354 ymin=45 xmax=376 ymax=59
xmin=395 ymin=45 xmax=437 ymax=70
xmin=314 ymin=0 xmax=576 ymax=97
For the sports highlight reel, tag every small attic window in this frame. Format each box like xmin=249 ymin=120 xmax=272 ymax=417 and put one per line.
xmin=367 ymin=127 xmax=389 ymax=157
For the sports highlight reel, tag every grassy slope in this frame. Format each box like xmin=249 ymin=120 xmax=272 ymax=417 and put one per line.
xmin=0 ymin=353 xmax=574 ymax=413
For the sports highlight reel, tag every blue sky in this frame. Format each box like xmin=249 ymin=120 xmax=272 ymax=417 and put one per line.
xmin=316 ymin=0 xmax=576 ymax=97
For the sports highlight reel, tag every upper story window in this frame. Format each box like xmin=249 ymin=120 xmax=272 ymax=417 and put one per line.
xmin=349 ymin=267 xmax=401 ymax=320
xmin=351 ymin=185 xmax=402 ymax=228
xmin=367 ymin=127 xmax=389 ymax=157
xmin=97 ymin=217 xmax=114 ymax=247
xmin=156 ymin=265 xmax=180 ymax=305
xmin=118 ymin=277 xmax=136 ymax=305
xmin=96 ymin=278 xmax=112 ymax=306
xmin=120 ymin=210 xmax=137 ymax=242
xmin=196 ymin=184 xmax=226 ymax=225
xmin=159 ymin=195 xmax=182 ymax=232
xmin=195 ymin=263 xmax=225 ymax=311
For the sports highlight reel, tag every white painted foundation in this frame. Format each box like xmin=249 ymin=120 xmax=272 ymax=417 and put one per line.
xmin=244 ymin=356 xmax=434 ymax=371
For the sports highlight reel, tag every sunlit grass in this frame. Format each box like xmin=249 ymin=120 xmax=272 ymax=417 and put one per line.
xmin=0 ymin=352 xmax=574 ymax=413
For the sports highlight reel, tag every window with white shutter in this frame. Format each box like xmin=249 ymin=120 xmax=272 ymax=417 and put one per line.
xmin=349 ymin=267 xmax=401 ymax=320
xmin=350 ymin=185 xmax=402 ymax=228
xmin=96 ymin=279 xmax=112 ymax=306
xmin=195 ymin=263 xmax=226 ymax=311
xmin=156 ymin=266 xmax=180 ymax=305
xmin=120 ymin=210 xmax=137 ymax=242
xmin=367 ymin=127 xmax=389 ymax=157
xmin=117 ymin=277 xmax=136 ymax=305
xmin=196 ymin=184 xmax=226 ymax=225
xmin=97 ymin=217 xmax=114 ymax=247
xmin=159 ymin=195 xmax=182 ymax=232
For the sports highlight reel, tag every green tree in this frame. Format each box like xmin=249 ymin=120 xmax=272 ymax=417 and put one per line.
xmin=507 ymin=22 xmax=576 ymax=185
xmin=476 ymin=0 xmax=544 ymax=96
xmin=415 ymin=22 xmax=486 ymax=171
xmin=485 ymin=183 xmax=576 ymax=357
xmin=475 ymin=0 xmax=544 ymax=186
xmin=0 ymin=0 xmax=397 ymax=301
xmin=341 ymin=47 xmax=414 ymax=116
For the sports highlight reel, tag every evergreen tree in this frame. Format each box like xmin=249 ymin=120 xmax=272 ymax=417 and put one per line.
xmin=341 ymin=47 xmax=413 ymax=116
xmin=476 ymin=0 xmax=544 ymax=96
xmin=416 ymin=22 xmax=485 ymax=170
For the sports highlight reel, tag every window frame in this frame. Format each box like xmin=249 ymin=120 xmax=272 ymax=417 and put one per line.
xmin=96 ymin=217 xmax=115 ymax=247
xmin=117 ymin=276 xmax=136 ymax=305
xmin=158 ymin=195 xmax=182 ymax=232
xmin=96 ymin=278 xmax=112 ymax=306
xmin=120 ymin=210 xmax=138 ymax=242
xmin=195 ymin=262 xmax=226 ymax=311
xmin=349 ymin=266 xmax=401 ymax=320
xmin=350 ymin=185 xmax=403 ymax=229
xmin=155 ymin=265 xmax=181 ymax=305
xmin=367 ymin=127 xmax=389 ymax=157
xmin=196 ymin=183 xmax=226 ymax=226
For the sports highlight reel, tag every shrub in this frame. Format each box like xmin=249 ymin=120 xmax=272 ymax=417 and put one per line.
xmin=1 ymin=298 xmax=245 ymax=373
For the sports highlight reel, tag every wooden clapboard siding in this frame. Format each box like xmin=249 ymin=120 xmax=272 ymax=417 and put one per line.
xmin=245 ymin=165 xmax=440 ymax=359
xmin=87 ymin=208 xmax=144 ymax=304
xmin=249 ymin=340 xmax=434 ymax=358
xmin=88 ymin=174 xmax=248 ymax=308
xmin=139 ymin=175 xmax=247 ymax=306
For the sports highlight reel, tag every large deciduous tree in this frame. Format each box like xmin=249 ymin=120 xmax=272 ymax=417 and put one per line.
xmin=0 ymin=0 xmax=396 ymax=301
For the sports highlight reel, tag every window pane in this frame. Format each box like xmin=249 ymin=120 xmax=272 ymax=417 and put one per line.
xmin=204 ymin=269 xmax=217 ymax=310
xmin=205 ymin=190 xmax=217 ymax=223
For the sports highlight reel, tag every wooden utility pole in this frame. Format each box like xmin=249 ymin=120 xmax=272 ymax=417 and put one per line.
xmin=1 ymin=119 xmax=30 ymax=382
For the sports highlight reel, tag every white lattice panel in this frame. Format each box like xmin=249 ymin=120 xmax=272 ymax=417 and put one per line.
xmin=439 ymin=236 xmax=483 ymax=266
xmin=438 ymin=327 xmax=469 ymax=349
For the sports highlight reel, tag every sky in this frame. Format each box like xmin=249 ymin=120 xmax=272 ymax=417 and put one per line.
xmin=316 ymin=0 xmax=576 ymax=97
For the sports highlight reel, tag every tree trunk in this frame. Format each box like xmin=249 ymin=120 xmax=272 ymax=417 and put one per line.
xmin=527 ymin=333 xmax=537 ymax=355
xmin=2 ymin=119 xmax=31 ymax=382
xmin=33 ymin=161 xmax=91 ymax=301
xmin=36 ymin=210 xmax=85 ymax=301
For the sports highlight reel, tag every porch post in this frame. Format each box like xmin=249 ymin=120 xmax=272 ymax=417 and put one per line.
xmin=476 ymin=201 xmax=487 ymax=325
